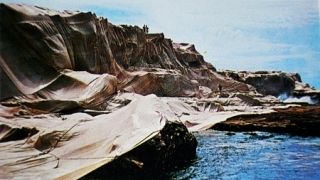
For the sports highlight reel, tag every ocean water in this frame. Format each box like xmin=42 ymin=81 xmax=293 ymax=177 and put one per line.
xmin=169 ymin=130 xmax=320 ymax=180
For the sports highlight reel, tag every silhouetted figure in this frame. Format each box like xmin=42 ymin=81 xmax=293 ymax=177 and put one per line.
xmin=143 ymin=24 xmax=146 ymax=33
xmin=218 ymin=84 xmax=222 ymax=93
xmin=143 ymin=24 xmax=149 ymax=33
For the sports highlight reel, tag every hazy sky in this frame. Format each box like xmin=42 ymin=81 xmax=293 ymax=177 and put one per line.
xmin=2 ymin=0 xmax=320 ymax=88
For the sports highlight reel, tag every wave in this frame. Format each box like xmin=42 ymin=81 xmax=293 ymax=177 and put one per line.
xmin=278 ymin=93 xmax=317 ymax=104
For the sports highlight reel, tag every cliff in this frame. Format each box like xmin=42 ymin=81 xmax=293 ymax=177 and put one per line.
xmin=0 ymin=3 xmax=250 ymax=111
xmin=219 ymin=70 xmax=320 ymax=103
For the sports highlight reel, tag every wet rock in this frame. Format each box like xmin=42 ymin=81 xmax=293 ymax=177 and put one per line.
xmin=212 ymin=105 xmax=320 ymax=136
xmin=292 ymin=90 xmax=320 ymax=105
xmin=82 ymin=121 xmax=197 ymax=179
xmin=225 ymin=132 xmax=236 ymax=136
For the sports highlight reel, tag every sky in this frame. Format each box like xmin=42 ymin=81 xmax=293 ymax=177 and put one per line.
xmin=2 ymin=0 xmax=320 ymax=88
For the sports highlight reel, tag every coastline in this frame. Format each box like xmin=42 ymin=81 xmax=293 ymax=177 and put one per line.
xmin=1 ymin=3 xmax=319 ymax=179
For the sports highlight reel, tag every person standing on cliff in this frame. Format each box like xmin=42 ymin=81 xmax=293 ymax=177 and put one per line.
xmin=218 ymin=84 xmax=222 ymax=94
xmin=143 ymin=24 xmax=149 ymax=33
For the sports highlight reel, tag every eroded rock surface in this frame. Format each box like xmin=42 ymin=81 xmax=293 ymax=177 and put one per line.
xmin=219 ymin=71 xmax=301 ymax=96
xmin=219 ymin=70 xmax=320 ymax=102
xmin=212 ymin=105 xmax=320 ymax=136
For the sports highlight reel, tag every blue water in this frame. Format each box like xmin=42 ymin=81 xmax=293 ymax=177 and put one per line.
xmin=170 ymin=130 xmax=320 ymax=180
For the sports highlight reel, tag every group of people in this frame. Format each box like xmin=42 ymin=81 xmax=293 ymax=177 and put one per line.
xmin=143 ymin=24 xmax=149 ymax=33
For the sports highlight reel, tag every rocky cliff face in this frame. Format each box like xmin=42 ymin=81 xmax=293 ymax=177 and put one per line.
xmin=0 ymin=3 xmax=250 ymax=108
xmin=218 ymin=70 xmax=320 ymax=104
xmin=219 ymin=70 xmax=305 ymax=96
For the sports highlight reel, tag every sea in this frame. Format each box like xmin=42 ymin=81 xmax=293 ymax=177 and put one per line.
xmin=169 ymin=130 xmax=320 ymax=180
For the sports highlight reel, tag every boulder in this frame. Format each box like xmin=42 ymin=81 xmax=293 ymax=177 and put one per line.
xmin=82 ymin=121 xmax=197 ymax=179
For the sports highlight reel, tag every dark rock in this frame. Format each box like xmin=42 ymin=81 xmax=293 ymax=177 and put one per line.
xmin=218 ymin=93 xmax=230 ymax=98
xmin=225 ymin=132 xmax=236 ymax=136
xmin=219 ymin=70 xmax=305 ymax=97
xmin=292 ymin=90 xmax=320 ymax=105
xmin=0 ymin=124 xmax=38 ymax=142
xmin=244 ymin=132 xmax=258 ymax=136
xmin=212 ymin=105 xmax=320 ymax=136
xmin=244 ymin=73 xmax=295 ymax=96
xmin=82 ymin=121 xmax=197 ymax=179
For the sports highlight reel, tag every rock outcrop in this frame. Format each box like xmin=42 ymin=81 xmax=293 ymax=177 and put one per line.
xmin=83 ymin=121 xmax=197 ymax=179
xmin=219 ymin=71 xmax=300 ymax=96
xmin=219 ymin=70 xmax=320 ymax=104
xmin=212 ymin=105 xmax=320 ymax=136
